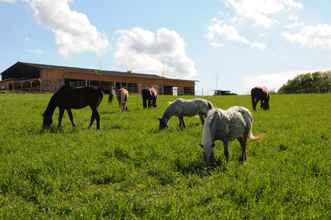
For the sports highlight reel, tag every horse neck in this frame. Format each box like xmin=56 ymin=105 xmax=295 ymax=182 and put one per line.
xmin=201 ymin=118 xmax=212 ymax=145
xmin=161 ymin=107 xmax=173 ymax=123
xmin=44 ymin=95 xmax=57 ymax=117
xmin=150 ymin=88 xmax=157 ymax=96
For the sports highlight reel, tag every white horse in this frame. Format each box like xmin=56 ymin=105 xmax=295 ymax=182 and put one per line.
xmin=159 ymin=98 xmax=214 ymax=129
xmin=200 ymin=106 xmax=258 ymax=164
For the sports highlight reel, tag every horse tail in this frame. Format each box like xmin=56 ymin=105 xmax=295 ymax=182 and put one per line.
xmin=247 ymin=120 xmax=263 ymax=140
xmin=248 ymin=127 xmax=260 ymax=140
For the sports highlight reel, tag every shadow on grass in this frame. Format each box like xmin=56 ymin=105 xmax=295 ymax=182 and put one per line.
xmin=35 ymin=126 xmax=84 ymax=134
xmin=175 ymin=158 xmax=227 ymax=177
xmin=100 ymin=110 xmax=118 ymax=115
xmin=151 ymin=125 xmax=197 ymax=134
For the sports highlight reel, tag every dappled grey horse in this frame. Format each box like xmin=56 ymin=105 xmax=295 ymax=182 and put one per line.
xmin=159 ymin=98 xmax=214 ymax=129
xmin=200 ymin=106 xmax=258 ymax=164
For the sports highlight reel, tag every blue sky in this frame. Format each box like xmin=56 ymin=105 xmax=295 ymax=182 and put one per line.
xmin=0 ymin=0 xmax=330 ymax=94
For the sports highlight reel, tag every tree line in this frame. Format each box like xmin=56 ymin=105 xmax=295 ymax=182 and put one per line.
xmin=278 ymin=71 xmax=331 ymax=94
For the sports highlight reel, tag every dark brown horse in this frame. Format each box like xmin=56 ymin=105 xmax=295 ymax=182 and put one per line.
xmin=42 ymin=86 xmax=103 ymax=129
xmin=251 ymin=86 xmax=270 ymax=111
xmin=142 ymin=87 xmax=157 ymax=108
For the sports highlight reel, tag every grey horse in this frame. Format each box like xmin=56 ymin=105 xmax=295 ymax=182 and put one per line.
xmin=200 ymin=106 xmax=258 ymax=164
xmin=159 ymin=98 xmax=214 ymax=129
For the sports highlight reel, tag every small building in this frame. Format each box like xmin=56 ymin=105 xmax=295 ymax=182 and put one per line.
xmin=214 ymin=90 xmax=237 ymax=96
xmin=0 ymin=62 xmax=195 ymax=95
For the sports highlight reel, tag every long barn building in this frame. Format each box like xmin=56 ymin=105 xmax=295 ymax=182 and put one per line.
xmin=0 ymin=62 xmax=195 ymax=95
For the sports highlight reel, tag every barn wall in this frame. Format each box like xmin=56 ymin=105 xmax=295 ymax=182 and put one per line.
xmin=40 ymin=69 xmax=65 ymax=91
xmin=1 ymin=63 xmax=195 ymax=95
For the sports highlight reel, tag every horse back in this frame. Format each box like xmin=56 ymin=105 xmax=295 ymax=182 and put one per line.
xmin=56 ymin=86 xmax=103 ymax=109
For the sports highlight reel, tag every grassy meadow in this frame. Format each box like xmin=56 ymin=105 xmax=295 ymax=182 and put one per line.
xmin=0 ymin=93 xmax=330 ymax=219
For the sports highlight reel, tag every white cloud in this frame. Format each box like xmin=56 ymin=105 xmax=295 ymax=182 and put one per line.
xmin=285 ymin=15 xmax=304 ymax=29
xmin=0 ymin=0 xmax=16 ymax=3
xmin=243 ymin=68 xmax=330 ymax=92
xmin=225 ymin=0 xmax=303 ymax=28
xmin=114 ymin=27 xmax=197 ymax=79
xmin=282 ymin=24 xmax=331 ymax=49
xmin=26 ymin=0 xmax=109 ymax=57
xmin=207 ymin=18 xmax=266 ymax=50
xmin=243 ymin=71 xmax=299 ymax=92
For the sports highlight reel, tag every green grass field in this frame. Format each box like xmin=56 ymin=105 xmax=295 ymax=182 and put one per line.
xmin=0 ymin=93 xmax=330 ymax=219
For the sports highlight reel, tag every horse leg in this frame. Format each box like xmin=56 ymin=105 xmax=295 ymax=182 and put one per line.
xmin=94 ymin=109 xmax=100 ymax=129
xmin=67 ymin=109 xmax=76 ymax=127
xmin=238 ymin=137 xmax=247 ymax=162
xmin=147 ymin=99 xmax=151 ymax=108
xmin=58 ymin=107 xmax=64 ymax=128
xmin=223 ymin=140 xmax=229 ymax=162
xmin=88 ymin=111 xmax=95 ymax=128
xmin=178 ymin=116 xmax=182 ymax=128
xmin=260 ymin=99 xmax=264 ymax=109
xmin=178 ymin=116 xmax=185 ymax=128
xmin=252 ymin=96 xmax=257 ymax=111
xmin=199 ymin=113 xmax=205 ymax=125
xmin=181 ymin=117 xmax=186 ymax=128
xmin=153 ymin=97 xmax=157 ymax=107
xmin=143 ymin=98 xmax=147 ymax=108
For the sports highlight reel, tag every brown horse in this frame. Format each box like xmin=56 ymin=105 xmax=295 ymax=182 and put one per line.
xmin=116 ymin=88 xmax=129 ymax=112
xmin=42 ymin=86 xmax=103 ymax=129
xmin=251 ymin=86 xmax=270 ymax=111
xmin=142 ymin=87 xmax=158 ymax=108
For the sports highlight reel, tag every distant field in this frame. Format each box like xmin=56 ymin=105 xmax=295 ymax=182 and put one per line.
xmin=0 ymin=93 xmax=330 ymax=219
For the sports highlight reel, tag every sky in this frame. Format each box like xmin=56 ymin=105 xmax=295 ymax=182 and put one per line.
xmin=0 ymin=0 xmax=331 ymax=94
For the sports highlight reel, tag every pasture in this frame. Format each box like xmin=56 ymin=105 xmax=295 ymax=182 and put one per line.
xmin=0 ymin=93 xmax=330 ymax=219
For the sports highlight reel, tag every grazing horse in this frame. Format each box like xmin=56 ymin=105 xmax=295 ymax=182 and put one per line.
xmin=42 ymin=86 xmax=103 ymax=130
xmin=142 ymin=87 xmax=158 ymax=108
xmin=159 ymin=98 xmax=214 ymax=129
xmin=251 ymin=86 xmax=270 ymax=111
xmin=201 ymin=106 xmax=258 ymax=164
xmin=116 ymin=88 xmax=129 ymax=112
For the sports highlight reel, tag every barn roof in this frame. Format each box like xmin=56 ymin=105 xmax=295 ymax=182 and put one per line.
xmin=1 ymin=61 xmax=194 ymax=82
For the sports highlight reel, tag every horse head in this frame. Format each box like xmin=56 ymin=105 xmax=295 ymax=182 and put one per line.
xmin=261 ymin=96 xmax=270 ymax=110
xmin=42 ymin=111 xmax=53 ymax=129
xmin=158 ymin=118 xmax=168 ymax=130
xmin=200 ymin=143 xmax=215 ymax=164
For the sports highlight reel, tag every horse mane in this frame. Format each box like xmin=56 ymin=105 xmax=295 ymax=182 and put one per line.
xmin=43 ymin=88 xmax=63 ymax=116
xmin=201 ymin=109 xmax=218 ymax=146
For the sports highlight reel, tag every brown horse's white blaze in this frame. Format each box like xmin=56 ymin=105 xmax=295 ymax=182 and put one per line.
xmin=116 ymin=88 xmax=129 ymax=112
xmin=201 ymin=106 xmax=259 ymax=164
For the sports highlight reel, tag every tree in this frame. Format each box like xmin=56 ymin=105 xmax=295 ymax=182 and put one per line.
xmin=278 ymin=71 xmax=331 ymax=94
